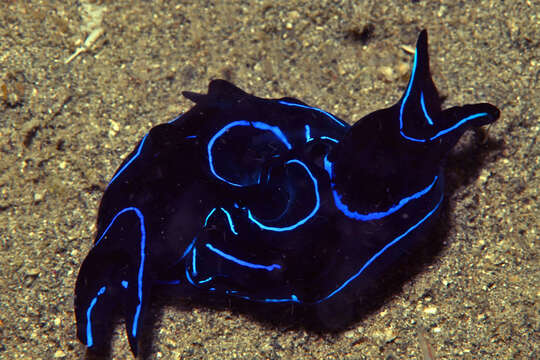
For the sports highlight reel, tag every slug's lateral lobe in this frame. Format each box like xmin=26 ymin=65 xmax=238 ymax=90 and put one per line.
xmin=74 ymin=30 xmax=499 ymax=356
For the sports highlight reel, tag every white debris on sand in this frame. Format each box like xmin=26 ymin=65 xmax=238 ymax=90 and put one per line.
xmin=65 ymin=1 xmax=106 ymax=64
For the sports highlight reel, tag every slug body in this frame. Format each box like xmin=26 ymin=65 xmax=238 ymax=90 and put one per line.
xmin=75 ymin=31 xmax=499 ymax=355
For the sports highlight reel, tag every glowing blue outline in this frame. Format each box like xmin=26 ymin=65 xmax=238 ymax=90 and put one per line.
xmin=183 ymin=238 xmax=196 ymax=259
xmin=206 ymin=243 xmax=281 ymax=271
xmin=192 ymin=246 xmax=197 ymax=277
xmin=204 ymin=208 xmax=217 ymax=226
xmin=234 ymin=293 xmax=300 ymax=303
xmin=173 ymin=237 xmax=196 ymax=266
xmin=278 ymin=100 xmax=347 ymax=127
xmin=182 ymin=194 xmax=442 ymax=305
xmin=168 ymin=113 xmax=183 ymax=124
xmin=203 ymin=208 xmax=238 ymax=235
xmin=185 ymin=268 xmax=196 ymax=286
xmin=399 ymin=49 xmax=426 ymax=143
xmin=220 ymin=208 xmax=238 ymax=235
xmin=332 ymin=176 xmax=438 ymax=221
xmin=85 ymin=286 xmax=106 ymax=347
xmin=184 ymin=269 xmax=214 ymax=287
xmin=93 ymin=207 xmax=147 ymax=339
xmin=317 ymin=194 xmax=443 ymax=302
xmin=320 ymin=136 xmax=339 ymax=143
xmin=305 ymin=124 xmax=313 ymax=142
xmin=155 ymin=279 xmax=181 ymax=285
xmin=251 ymin=121 xmax=292 ymax=149
xmin=429 ymin=113 xmax=489 ymax=140
xmin=107 ymin=134 xmax=149 ymax=187
xmin=246 ymin=159 xmax=320 ymax=232
xmin=207 ymin=121 xmax=248 ymax=187
xmin=260 ymin=294 xmax=299 ymax=303
xmin=323 ymin=154 xmax=332 ymax=178
xmin=131 ymin=208 xmax=146 ymax=338
xmin=207 ymin=120 xmax=292 ymax=187
xmin=399 ymin=44 xmax=490 ymax=143
xmin=420 ymin=92 xmax=434 ymax=125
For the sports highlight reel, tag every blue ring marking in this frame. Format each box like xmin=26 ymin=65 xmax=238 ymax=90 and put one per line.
xmin=320 ymin=136 xmax=339 ymax=143
xmin=121 ymin=280 xmax=128 ymax=289
xmin=246 ymin=159 xmax=320 ymax=232
xmin=220 ymin=208 xmax=238 ymax=235
xmin=317 ymin=193 xmax=444 ymax=303
xmin=192 ymin=246 xmax=198 ymax=277
xmin=207 ymin=121 xmax=248 ymax=187
xmin=332 ymin=176 xmax=438 ymax=221
xmin=429 ymin=112 xmax=489 ymax=140
xmin=206 ymin=243 xmax=281 ymax=271
xmin=420 ymin=91 xmax=434 ymax=125
xmin=85 ymin=286 xmax=106 ymax=347
xmin=207 ymin=120 xmax=292 ymax=187
xmin=278 ymin=100 xmax=348 ymax=127
xmin=305 ymin=124 xmax=313 ymax=142
xmin=107 ymin=134 xmax=149 ymax=187
xmin=251 ymin=121 xmax=292 ymax=149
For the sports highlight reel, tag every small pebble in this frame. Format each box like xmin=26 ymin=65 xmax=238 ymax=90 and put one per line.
xmin=378 ymin=66 xmax=395 ymax=82
xmin=373 ymin=328 xmax=397 ymax=343
xmin=26 ymin=268 xmax=40 ymax=276
xmin=400 ymin=44 xmax=416 ymax=54
xmin=383 ymin=328 xmax=397 ymax=343
xmin=34 ymin=191 xmax=45 ymax=202
xmin=54 ymin=350 xmax=66 ymax=358
xmin=110 ymin=120 xmax=120 ymax=132
xmin=423 ymin=305 xmax=438 ymax=315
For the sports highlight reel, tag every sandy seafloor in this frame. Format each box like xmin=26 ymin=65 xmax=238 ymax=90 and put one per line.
xmin=0 ymin=1 xmax=538 ymax=359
